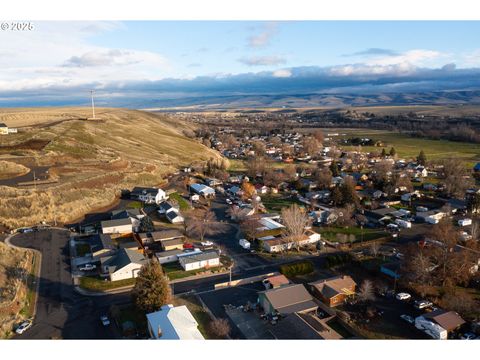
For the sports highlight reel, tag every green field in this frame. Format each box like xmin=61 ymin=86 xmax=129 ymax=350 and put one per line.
xmin=315 ymin=226 xmax=388 ymax=243
xmin=329 ymin=128 xmax=480 ymax=167
xmin=260 ymin=194 xmax=304 ymax=212
xmin=169 ymin=192 xmax=191 ymax=211
xmin=79 ymin=276 xmax=136 ymax=291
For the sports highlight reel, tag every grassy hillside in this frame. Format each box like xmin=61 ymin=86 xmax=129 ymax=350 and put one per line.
xmin=0 ymin=108 xmax=221 ymax=228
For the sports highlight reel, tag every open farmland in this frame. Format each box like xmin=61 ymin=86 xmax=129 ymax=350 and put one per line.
xmin=0 ymin=108 xmax=222 ymax=228
xmin=323 ymin=128 xmax=480 ymax=167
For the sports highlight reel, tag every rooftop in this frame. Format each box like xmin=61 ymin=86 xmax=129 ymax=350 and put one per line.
xmin=146 ymin=304 xmax=204 ymax=340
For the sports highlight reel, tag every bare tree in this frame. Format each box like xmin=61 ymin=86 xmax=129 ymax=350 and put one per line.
xmin=209 ymin=318 xmax=231 ymax=338
xmin=240 ymin=216 xmax=261 ymax=241
xmin=185 ymin=209 xmax=221 ymax=242
xmin=315 ymin=167 xmax=333 ymax=189
xmin=441 ymin=158 xmax=474 ymax=198
xmin=370 ymin=241 xmax=380 ymax=258
xmin=281 ymin=204 xmax=311 ymax=251
xmin=357 ymin=280 xmax=375 ymax=303
xmin=333 ymin=204 xmax=356 ymax=227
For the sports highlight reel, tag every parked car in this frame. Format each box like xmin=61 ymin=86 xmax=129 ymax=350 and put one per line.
xmin=79 ymin=264 xmax=96 ymax=271
xmin=201 ymin=241 xmax=214 ymax=247
xmin=400 ymin=314 xmax=415 ymax=324
xmin=460 ymin=332 xmax=476 ymax=340
xmin=100 ymin=315 xmax=110 ymax=326
xmin=226 ymin=198 xmax=233 ymax=205
xmin=15 ymin=320 xmax=32 ymax=334
xmin=396 ymin=292 xmax=412 ymax=301
xmin=414 ymin=300 xmax=433 ymax=310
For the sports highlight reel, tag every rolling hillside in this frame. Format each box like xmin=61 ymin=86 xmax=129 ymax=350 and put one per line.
xmin=0 ymin=108 xmax=221 ymax=228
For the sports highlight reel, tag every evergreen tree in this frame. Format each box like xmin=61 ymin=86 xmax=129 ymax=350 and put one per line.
xmin=381 ymin=148 xmax=387 ymax=158
xmin=329 ymin=161 xmax=339 ymax=177
xmin=331 ymin=186 xmax=343 ymax=206
xmin=417 ymin=150 xmax=427 ymax=165
xmin=132 ymin=260 xmax=171 ymax=314
xmin=389 ymin=147 xmax=396 ymax=157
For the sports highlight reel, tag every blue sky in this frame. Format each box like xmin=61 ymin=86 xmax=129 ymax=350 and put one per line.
xmin=1 ymin=21 xmax=480 ymax=106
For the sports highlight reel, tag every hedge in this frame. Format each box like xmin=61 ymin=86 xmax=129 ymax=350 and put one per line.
xmin=325 ymin=253 xmax=352 ymax=268
xmin=280 ymin=260 xmax=314 ymax=277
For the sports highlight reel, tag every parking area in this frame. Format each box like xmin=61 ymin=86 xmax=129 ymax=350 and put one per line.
xmin=198 ymin=281 xmax=265 ymax=338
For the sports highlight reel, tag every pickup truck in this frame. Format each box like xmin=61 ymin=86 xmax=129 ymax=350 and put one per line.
xmin=79 ymin=263 xmax=96 ymax=271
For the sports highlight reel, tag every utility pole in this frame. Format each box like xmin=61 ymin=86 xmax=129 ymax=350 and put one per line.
xmin=90 ymin=90 xmax=96 ymax=119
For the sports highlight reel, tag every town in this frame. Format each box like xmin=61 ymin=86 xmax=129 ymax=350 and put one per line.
xmin=3 ymin=113 xmax=480 ymax=341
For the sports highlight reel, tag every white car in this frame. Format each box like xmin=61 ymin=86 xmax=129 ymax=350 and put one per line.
xmin=226 ymin=199 xmax=233 ymax=205
xmin=15 ymin=320 xmax=32 ymax=334
xmin=414 ymin=300 xmax=433 ymax=310
xmin=100 ymin=315 xmax=110 ymax=326
xmin=79 ymin=263 xmax=96 ymax=271
xmin=396 ymin=292 xmax=412 ymax=301
xmin=201 ymin=241 xmax=214 ymax=247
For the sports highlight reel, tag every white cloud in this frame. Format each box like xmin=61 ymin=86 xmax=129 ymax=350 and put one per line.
xmin=239 ymin=55 xmax=286 ymax=66
xmin=272 ymin=69 xmax=292 ymax=78
xmin=247 ymin=22 xmax=278 ymax=48
xmin=0 ymin=21 xmax=170 ymax=92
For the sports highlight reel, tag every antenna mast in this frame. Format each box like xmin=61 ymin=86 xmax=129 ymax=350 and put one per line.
xmin=90 ymin=90 xmax=96 ymax=119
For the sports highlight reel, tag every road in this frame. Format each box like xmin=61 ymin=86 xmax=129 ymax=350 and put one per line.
xmin=8 ymin=229 xmax=127 ymax=339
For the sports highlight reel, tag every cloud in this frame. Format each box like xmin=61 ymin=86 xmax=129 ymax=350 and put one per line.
xmin=247 ymin=22 xmax=278 ymax=48
xmin=345 ymin=48 xmax=399 ymax=57
xmin=63 ymin=50 xmax=138 ymax=67
xmin=273 ymin=69 xmax=292 ymax=78
xmin=238 ymin=55 xmax=286 ymax=66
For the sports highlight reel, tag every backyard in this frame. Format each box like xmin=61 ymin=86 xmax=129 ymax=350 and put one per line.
xmin=79 ymin=276 xmax=136 ymax=292
xmin=260 ymin=194 xmax=304 ymax=212
xmin=315 ymin=226 xmax=388 ymax=243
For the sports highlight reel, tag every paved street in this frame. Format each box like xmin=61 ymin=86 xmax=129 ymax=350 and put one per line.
xmin=8 ymin=229 xmax=128 ymax=339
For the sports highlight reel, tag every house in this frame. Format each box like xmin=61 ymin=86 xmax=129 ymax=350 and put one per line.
xmin=309 ymin=209 xmax=337 ymax=225
xmin=227 ymin=185 xmax=243 ymax=197
xmin=178 ymin=250 xmax=220 ymax=271
xmin=205 ymin=178 xmax=222 ymax=187
xmin=151 ymin=230 xmax=185 ymax=251
xmin=255 ymin=184 xmax=269 ymax=194
xmin=309 ymin=275 xmax=357 ymax=307
xmin=111 ymin=209 xmax=143 ymax=231
xmin=0 ymin=123 xmax=8 ymax=135
xmin=261 ymin=230 xmax=321 ymax=253
xmin=263 ymin=274 xmax=291 ymax=289
xmin=416 ymin=210 xmax=446 ymax=224
xmin=258 ymin=284 xmax=318 ymax=316
xmin=155 ymin=249 xmax=183 ymax=264
xmin=89 ymin=234 xmax=116 ymax=260
xmin=421 ymin=309 xmax=466 ymax=333
xmin=100 ymin=248 xmax=147 ymax=281
xmin=146 ymin=304 xmax=204 ymax=340
xmin=190 ymin=183 xmax=216 ymax=198
xmin=101 ymin=218 xmax=133 ymax=236
xmin=165 ymin=209 xmax=184 ymax=224
xmin=401 ymin=191 xmax=421 ymax=202
xmin=158 ymin=201 xmax=178 ymax=215
xmin=365 ymin=207 xmax=397 ymax=224
xmin=130 ymin=187 xmax=168 ymax=204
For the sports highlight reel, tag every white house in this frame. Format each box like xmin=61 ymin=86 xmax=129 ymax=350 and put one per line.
xmin=130 ymin=187 xmax=168 ymax=204
xmin=100 ymin=248 xmax=147 ymax=281
xmin=155 ymin=249 xmax=183 ymax=264
xmin=101 ymin=218 xmax=133 ymax=235
xmin=146 ymin=304 xmax=204 ymax=340
xmin=178 ymin=250 xmax=220 ymax=271
xmin=0 ymin=123 xmax=8 ymax=135
xmin=261 ymin=230 xmax=321 ymax=253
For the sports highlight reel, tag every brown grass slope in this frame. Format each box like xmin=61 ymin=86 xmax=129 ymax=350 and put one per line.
xmin=0 ymin=108 xmax=221 ymax=228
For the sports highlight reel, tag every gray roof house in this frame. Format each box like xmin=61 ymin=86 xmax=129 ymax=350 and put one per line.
xmin=258 ymin=284 xmax=318 ymax=315
xmin=100 ymin=248 xmax=147 ymax=281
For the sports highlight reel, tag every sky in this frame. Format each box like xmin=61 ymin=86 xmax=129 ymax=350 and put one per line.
xmin=1 ymin=21 xmax=480 ymax=106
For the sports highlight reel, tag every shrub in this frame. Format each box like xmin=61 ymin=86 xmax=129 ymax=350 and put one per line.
xmin=280 ymin=261 xmax=314 ymax=277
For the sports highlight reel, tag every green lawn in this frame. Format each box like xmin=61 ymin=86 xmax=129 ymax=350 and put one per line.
xmin=333 ymin=128 xmax=480 ymax=167
xmin=79 ymin=276 xmax=136 ymax=291
xmin=315 ymin=226 xmax=388 ymax=243
xmin=127 ymin=201 xmax=143 ymax=209
xmin=162 ymin=262 xmax=226 ymax=280
xmin=169 ymin=192 xmax=191 ymax=211
xmin=260 ymin=194 xmax=304 ymax=212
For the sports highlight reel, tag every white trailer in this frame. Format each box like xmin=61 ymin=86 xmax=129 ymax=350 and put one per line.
xmin=458 ymin=218 xmax=472 ymax=227
xmin=395 ymin=219 xmax=412 ymax=229
xmin=415 ymin=317 xmax=448 ymax=340
xmin=239 ymin=238 xmax=251 ymax=250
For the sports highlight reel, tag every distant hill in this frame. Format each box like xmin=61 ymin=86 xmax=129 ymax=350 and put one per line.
xmin=140 ymin=90 xmax=480 ymax=111
xmin=0 ymin=108 xmax=220 ymax=228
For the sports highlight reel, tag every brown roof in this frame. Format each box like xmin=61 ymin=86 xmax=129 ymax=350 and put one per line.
xmin=260 ymin=284 xmax=317 ymax=314
xmin=266 ymin=274 xmax=290 ymax=288
xmin=310 ymin=275 xmax=357 ymax=299
xmin=151 ymin=229 xmax=184 ymax=242
xmin=423 ymin=310 xmax=466 ymax=332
